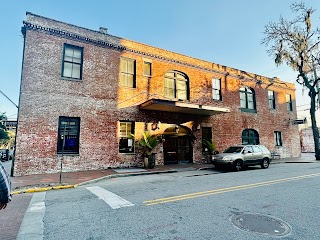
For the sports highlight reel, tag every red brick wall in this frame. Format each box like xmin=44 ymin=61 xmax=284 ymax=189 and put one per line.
xmin=14 ymin=13 xmax=301 ymax=176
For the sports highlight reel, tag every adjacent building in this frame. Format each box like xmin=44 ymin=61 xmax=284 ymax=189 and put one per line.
xmin=14 ymin=12 xmax=301 ymax=176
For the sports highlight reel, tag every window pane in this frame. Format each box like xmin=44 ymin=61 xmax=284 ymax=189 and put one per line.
xmin=165 ymin=88 xmax=175 ymax=98
xmin=248 ymin=100 xmax=254 ymax=109
xmin=127 ymin=75 xmax=134 ymax=87
xmin=120 ymin=59 xmax=127 ymax=72
xmin=72 ymin=64 xmax=81 ymax=79
xmin=64 ymin=47 xmax=73 ymax=58
xmin=120 ymin=73 xmax=127 ymax=86
xmin=165 ymin=72 xmax=174 ymax=78
xmin=144 ymin=62 xmax=151 ymax=76
xmin=177 ymin=80 xmax=187 ymax=90
xmin=177 ymin=90 xmax=187 ymax=100
xmin=177 ymin=73 xmax=185 ymax=80
xmin=165 ymin=78 xmax=174 ymax=88
xmin=73 ymin=49 xmax=82 ymax=62
xmin=127 ymin=60 xmax=134 ymax=74
xmin=240 ymin=99 xmax=247 ymax=108
xmin=63 ymin=62 xmax=72 ymax=78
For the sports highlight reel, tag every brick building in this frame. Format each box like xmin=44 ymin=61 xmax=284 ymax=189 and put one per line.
xmin=14 ymin=12 xmax=301 ymax=176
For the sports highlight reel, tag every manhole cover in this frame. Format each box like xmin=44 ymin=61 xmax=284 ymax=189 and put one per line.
xmin=231 ymin=213 xmax=291 ymax=236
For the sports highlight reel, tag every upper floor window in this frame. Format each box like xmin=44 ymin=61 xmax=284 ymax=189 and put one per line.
xmin=286 ymin=94 xmax=293 ymax=111
xmin=62 ymin=44 xmax=83 ymax=80
xmin=164 ymin=71 xmax=189 ymax=100
xmin=120 ymin=58 xmax=136 ymax=88
xmin=57 ymin=117 xmax=80 ymax=154
xmin=240 ymin=87 xmax=256 ymax=112
xmin=242 ymin=129 xmax=260 ymax=145
xmin=143 ymin=61 xmax=152 ymax=76
xmin=268 ymin=90 xmax=276 ymax=109
xmin=119 ymin=121 xmax=134 ymax=153
xmin=274 ymin=131 xmax=283 ymax=146
xmin=212 ymin=78 xmax=221 ymax=101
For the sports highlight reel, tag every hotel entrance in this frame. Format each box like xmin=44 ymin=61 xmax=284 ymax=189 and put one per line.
xmin=163 ymin=126 xmax=193 ymax=164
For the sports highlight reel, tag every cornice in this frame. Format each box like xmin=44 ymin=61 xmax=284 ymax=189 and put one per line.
xmin=22 ymin=21 xmax=294 ymax=90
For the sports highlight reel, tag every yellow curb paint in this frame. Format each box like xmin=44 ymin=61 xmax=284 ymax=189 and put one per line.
xmin=144 ymin=172 xmax=320 ymax=206
xmin=11 ymin=184 xmax=78 ymax=195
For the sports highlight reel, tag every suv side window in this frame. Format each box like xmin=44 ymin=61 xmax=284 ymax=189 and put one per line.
xmin=244 ymin=146 xmax=253 ymax=153
xmin=252 ymin=146 xmax=262 ymax=152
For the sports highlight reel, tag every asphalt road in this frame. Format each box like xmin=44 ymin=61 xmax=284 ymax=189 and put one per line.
xmin=16 ymin=163 xmax=320 ymax=240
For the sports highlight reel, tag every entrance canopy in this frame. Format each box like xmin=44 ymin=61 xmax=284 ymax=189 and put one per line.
xmin=139 ymin=99 xmax=230 ymax=116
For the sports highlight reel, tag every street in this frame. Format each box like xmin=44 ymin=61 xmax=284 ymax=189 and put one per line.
xmin=6 ymin=163 xmax=320 ymax=239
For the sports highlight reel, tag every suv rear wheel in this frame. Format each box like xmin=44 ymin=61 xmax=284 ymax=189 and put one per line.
xmin=261 ymin=158 xmax=270 ymax=169
xmin=233 ymin=160 xmax=243 ymax=171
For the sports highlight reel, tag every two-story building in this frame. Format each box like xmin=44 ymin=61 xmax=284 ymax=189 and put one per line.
xmin=14 ymin=12 xmax=301 ymax=176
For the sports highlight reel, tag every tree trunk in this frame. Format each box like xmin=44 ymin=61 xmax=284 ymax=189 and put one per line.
xmin=309 ymin=91 xmax=320 ymax=160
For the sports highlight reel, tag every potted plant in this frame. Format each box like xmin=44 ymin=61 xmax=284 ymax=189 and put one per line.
xmin=138 ymin=132 xmax=160 ymax=169
xmin=202 ymin=139 xmax=217 ymax=163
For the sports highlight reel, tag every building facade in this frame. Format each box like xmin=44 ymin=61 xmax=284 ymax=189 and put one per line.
xmin=14 ymin=13 xmax=301 ymax=176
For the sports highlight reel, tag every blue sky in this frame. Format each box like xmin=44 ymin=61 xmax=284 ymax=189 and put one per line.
xmin=0 ymin=0 xmax=319 ymax=120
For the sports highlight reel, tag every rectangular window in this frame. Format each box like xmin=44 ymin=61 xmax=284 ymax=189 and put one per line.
xmin=120 ymin=58 xmax=136 ymax=87
xmin=274 ymin=131 xmax=283 ymax=146
xmin=212 ymin=78 xmax=221 ymax=101
xmin=286 ymin=94 xmax=293 ymax=111
xmin=119 ymin=121 xmax=134 ymax=153
xmin=62 ymin=44 xmax=83 ymax=80
xmin=57 ymin=117 xmax=80 ymax=154
xmin=143 ymin=61 xmax=152 ymax=76
xmin=268 ymin=90 xmax=276 ymax=109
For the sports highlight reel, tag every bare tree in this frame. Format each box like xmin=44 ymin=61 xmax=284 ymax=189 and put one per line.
xmin=262 ymin=2 xmax=320 ymax=159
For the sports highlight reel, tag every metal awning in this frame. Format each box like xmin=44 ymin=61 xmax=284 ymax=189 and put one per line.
xmin=139 ymin=99 xmax=230 ymax=116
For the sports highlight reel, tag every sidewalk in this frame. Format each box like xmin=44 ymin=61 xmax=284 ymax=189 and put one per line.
xmin=9 ymin=153 xmax=320 ymax=194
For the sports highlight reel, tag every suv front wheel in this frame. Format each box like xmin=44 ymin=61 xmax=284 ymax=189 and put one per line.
xmin=261 ymin=158 xmax=270 ymax=169
xmin=233 ymin=160 xmax=243 ymax=171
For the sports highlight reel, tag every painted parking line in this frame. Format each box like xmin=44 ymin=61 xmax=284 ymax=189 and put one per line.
xmin=86 ymin=186 xmax=135 ymax=209
xmin=144 ymin=172 xmax=320 ymax=206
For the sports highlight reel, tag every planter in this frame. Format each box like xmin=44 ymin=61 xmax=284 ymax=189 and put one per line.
xmin=144 ymin=153 xmax=156 ymax=169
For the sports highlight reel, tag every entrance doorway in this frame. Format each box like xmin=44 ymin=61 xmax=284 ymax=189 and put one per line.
xmin=163 ymin=126 xmax=193 ymax=164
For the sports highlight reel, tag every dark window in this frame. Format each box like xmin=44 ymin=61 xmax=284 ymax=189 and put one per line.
xmin=242 ymin=129 xmax=260 ymax=145
xmin=119 ymin=121 xmax=134 ymax=153
xmin=62 ymin=44 xmax=83 ymax=80
xmin=202 ymin=127 xmax=212 ymax=153
xmin=268 ymin=90 xmax=276 ymax=109
xmin=143 ymin=61 xmax=152 ymax=76
xmin=164 ymin=71 xmax=189 ymax=100
xmin=120 ymin=58 xmax=136 ymax=87
xmin=57 ymin=117 xmax=80 ymax=154
xmin=274 ymin=131 xmax=283 ymax=146
xmin=240 ymin=87 xmax=256 ymax=112
xmin=286 ymin=94 xmax=293 ymax=111
xmin=212 ymin=78 xmax=222 ymax=101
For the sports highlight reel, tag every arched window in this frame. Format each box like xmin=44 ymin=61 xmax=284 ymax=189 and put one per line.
xmin=240 ymin=87 xmax=256 ymax=111
xmin=242 ymin=129 xmax=260 ymax=145
xmin=164 ymin=71 xmax=189 ymax=100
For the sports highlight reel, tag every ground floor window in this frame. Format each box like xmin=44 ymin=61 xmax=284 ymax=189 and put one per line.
xmin=57 ymin=117 xmax=80 ymax=154
xmin=242 ymin=129 xmax=259 ymax=145
xmin=119 ymin=121 xmax=134 ymax=153
xmin=274 ymin=131 xmax=283 ymax=146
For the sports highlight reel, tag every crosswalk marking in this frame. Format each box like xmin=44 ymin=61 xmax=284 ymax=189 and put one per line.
xmin=86 ymin=186 xmax=135 ymax=209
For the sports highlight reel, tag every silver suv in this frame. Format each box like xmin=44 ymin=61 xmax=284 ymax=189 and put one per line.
xmin=211 ymin=145 xmax=272 ymax=171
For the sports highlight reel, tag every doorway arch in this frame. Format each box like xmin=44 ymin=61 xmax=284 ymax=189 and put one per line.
xmin=163 ymin=125 xmax=193 ymax=164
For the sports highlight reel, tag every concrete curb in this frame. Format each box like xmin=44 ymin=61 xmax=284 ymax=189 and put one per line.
xmin=12 ymin=184 xmax=78 ymax=195
xmin=78 ymin=170 xmax=179 ymax=186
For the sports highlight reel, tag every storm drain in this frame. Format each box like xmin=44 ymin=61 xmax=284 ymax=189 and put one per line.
xmin=231 ymin=213 xmax=291 ymax=236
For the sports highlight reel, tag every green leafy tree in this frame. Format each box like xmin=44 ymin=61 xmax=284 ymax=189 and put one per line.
xmin=0 ymin=113 xmax=10 ymax=146
xmin=262 ymin=3 xmax=320 ymax=159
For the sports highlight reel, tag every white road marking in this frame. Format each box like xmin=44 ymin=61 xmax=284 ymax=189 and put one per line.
xmin=17 ymin=192 xmax=46 ymax=240
xmin=86 ymin=186 xmax=134 ymax=209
